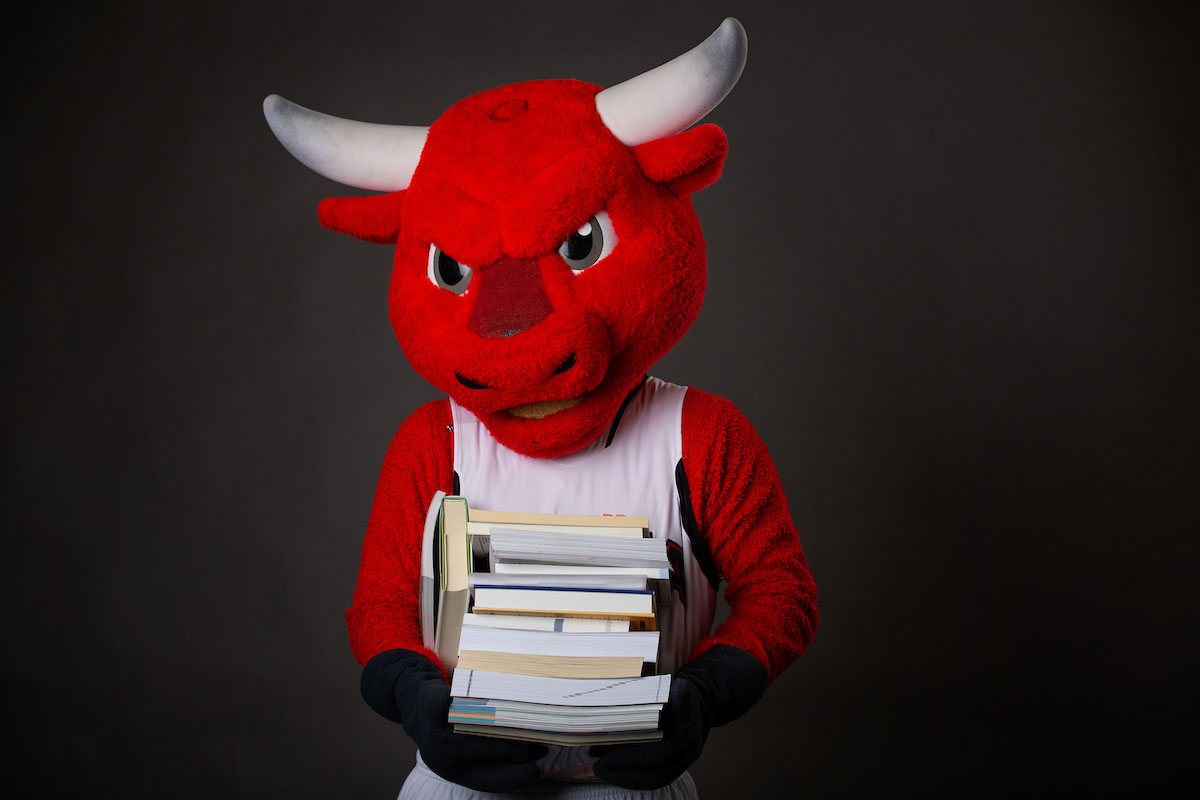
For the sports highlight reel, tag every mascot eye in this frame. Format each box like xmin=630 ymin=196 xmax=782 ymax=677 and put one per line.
xmin=558 ymin=210 xmax=617 ymax=272
xmin=427 ymin=245 xmax=473 ymax=294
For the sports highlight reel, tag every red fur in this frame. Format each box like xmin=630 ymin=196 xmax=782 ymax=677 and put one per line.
xmin=632 ymin=124 xmax=728 ymax=196
xmin=345 ymin=398 xmax=454 ymax=672
xmin=680 ymin=388 xmax=819 ymax=680
xmin=318 ymin=192 xmax=405 ymax=243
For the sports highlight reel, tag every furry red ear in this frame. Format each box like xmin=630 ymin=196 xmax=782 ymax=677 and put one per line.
xmin=317 ymin=191 xmax=406 ymax=244
xmin=632 ymin=124 xmax=728 ymax=196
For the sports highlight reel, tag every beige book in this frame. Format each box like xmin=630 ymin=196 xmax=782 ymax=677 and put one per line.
xmin=472 ymin=586 xmax=654 ymax=615
xmin=456 ymin=650 xmax=644 ymax=679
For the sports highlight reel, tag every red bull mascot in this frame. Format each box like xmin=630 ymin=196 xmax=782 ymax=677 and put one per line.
xmin=264 ymin=18 xmax=818 ymax=799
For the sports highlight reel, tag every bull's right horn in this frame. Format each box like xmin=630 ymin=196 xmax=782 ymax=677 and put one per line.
xmin=595 ymin=17 xmax=748 ymax=147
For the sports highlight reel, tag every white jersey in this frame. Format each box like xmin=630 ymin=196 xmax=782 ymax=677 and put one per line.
xmin=449 ymin=375 xmax=718 ymax=673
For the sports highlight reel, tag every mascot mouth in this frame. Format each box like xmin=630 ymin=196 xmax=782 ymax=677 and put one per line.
xmin=505 ymin=352 xmax=587 ymax=417
xmin=469 ymin=340 xmax=625 ymax=422
xmin=505 ymin=396 xmax=585 ymax=419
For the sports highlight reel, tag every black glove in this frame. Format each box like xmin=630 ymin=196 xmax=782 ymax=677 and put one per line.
xmin=361 ymin=648 xmax=544 ymax=792
xmin=591 ymin=645 xmax=768 ymax=790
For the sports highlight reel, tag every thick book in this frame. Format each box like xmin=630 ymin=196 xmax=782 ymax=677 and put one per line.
xmin=458 ymin=625 xmax=660 ymax=664
xmin=467 ymin=572 xmax=647 ymax=591
xmin=469 ymin=520 xmax=648 ymax=560
xmin=471 ymin=585 xmax=656 ymax=626
xmin=449 ymin=697 xmax=664 ymax=743
xmin=488 ymin=530 xmax=670 ymax=570
xmin=462 ymin=613 xmax=631 ymax=633
xmin=494 ymin=563 xmax=670 ymax=580
xmin=450 ymin=669 xmax=670 ymax=707
xmin=420 ymin=490 xmax=448 ymax=650
xmin=450 ymin=698 xmax=664 ymax=731
xmin=434 ymin=497 xmax=470 ymax=671
xmin=450 ymin=694 xmax=665 ymax=745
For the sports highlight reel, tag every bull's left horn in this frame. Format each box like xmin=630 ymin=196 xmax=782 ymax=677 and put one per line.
xmin=595 ymin=17 xmax=747 ymax=147
xmin=263 ymin=94 xmax=428 ymax=191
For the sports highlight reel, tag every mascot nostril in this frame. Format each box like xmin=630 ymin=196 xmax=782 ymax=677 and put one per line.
xmin=552 ymin=352 xmax=576 ymax=376
xmin=455 ymin=372 xmax=490 ymax=390
xmin=265 ymin=17 xmax=818 ymax=799
xmin=467 ymin=257 xmax=553 ymax=339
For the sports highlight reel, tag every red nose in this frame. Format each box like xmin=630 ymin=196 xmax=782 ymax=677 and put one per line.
xmin=467 ymin=257 xmax=553 ymax=338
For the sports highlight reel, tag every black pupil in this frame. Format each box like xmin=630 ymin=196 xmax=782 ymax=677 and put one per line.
xmin=565 ymin=224 xmax=594 ymax=261
xmin=437 ymin=251 xmax=465 ymax=285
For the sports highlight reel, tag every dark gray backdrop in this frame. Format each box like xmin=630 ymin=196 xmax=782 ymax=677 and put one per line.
xmin=5 ymin=1 xmax=1196 ymax=796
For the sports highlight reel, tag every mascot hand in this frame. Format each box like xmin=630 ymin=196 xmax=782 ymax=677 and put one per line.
xmin=592 ymin=645 xmax=768 ymax=790
xmin=361 ymin=648 xmax=544 ymax=792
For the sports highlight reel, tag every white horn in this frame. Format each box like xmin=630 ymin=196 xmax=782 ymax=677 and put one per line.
xmin=262 ymin=94 xmax=428 ymax=191
xmin=595 ymin=17 xmax=747 ymax=147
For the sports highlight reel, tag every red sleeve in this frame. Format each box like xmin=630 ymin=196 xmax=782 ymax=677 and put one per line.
xmin=344 ymin=398 xmax=455 ymax=669
xmin=682 ymin=388 xmax=819 ymax=681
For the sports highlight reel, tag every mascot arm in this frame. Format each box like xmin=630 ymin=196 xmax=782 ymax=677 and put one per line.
xmin=681 ymin=387 xmax=819 ymax=681
xmin=347 ymin=399 xmax=545 ymax=793
xmin=345 ymin=398 xmax=455 ymax=670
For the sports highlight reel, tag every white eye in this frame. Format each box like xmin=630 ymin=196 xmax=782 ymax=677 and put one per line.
xmin=427 ymin=245 xmax=473 ymax=294
xmin=557 ymin=210 xmax=618 ymax=273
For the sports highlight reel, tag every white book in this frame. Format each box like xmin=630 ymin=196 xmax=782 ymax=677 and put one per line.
xmin=450 ymin=669 xmax=671 ymax=707
xmin=468 ymin=573 xmax=647 ymax=590
xmin=452 ymin=698 xmax=664 ymax=720
xmin=449 ymin=698 xmax=663 ymax=732
xmin=494 ymin=563 xmax=670 ymax=581
xmin=458 ymin=626 xmax=660 ymax=663
xmin=470 ymin=522 xmax=647 ymax=560
xmin=489 ymin=531 xmax=670 ymax=570
xmin=462 ymin=614 xmax=630 ymax=633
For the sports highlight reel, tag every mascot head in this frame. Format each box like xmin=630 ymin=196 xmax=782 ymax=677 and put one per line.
xmin=265 ymin=19 xmax=746 ymax=458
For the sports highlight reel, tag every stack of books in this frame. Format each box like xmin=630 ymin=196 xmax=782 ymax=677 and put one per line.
xmin=422 ymin=497 xmax=672 ymax=746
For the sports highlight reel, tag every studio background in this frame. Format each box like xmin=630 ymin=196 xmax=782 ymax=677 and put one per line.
xmin=4 ymin=1 xmax=1195 ymax=796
